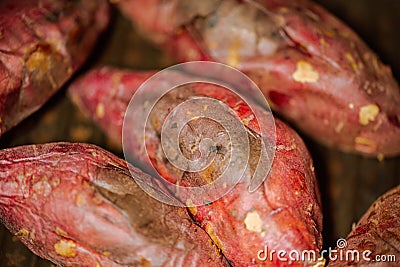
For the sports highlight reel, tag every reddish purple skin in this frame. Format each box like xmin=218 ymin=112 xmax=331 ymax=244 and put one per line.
xmin=68 ymin=67 xmax=324 ymax=266
xmin=0 ymin=0 xmax=109 ymax=138
xmin=116 ymin=0 xmax=400 ymax=157
xmin=68 ymin=67 xmax=155 ymax=148
xmin=183 ymin=118 xmax=324 ymax=267
xmin=0 ymin=143 xmax=228 ymax=267
xmin=328 ymin=185 xmax=400 ymax=267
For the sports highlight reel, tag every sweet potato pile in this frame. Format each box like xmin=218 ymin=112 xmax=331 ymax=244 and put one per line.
xmin=68 ymin=67 xmax=324 ymax=266
xmin=0 ymin=0 xmax=399 ymax=266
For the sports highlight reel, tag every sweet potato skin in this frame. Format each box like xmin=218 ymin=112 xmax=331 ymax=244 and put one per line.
xmin=116 ymin=0 xmax=400 ymax=157
xmin=68 ymin=67 xmax=155 ymax=148
xmin=0 ymin=143 xmax=228 ymax=267
xmin=68 ymin=67 xmax=324 ymax=266
xmin=0 ymin=0 xmax=109 ymax=138
xmin=179 ymin=117 xmax=324 ymax=266
xmin=328 ymin=185 xmax=400 ymax=267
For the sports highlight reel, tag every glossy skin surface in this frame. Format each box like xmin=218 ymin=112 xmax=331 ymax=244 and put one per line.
xmin=116 ymin=0 xmax=400 ymax=157
xmin=0 ymin=0 xmax=109 ymax=138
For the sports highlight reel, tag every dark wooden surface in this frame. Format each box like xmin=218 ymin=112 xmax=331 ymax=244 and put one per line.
xmin=0 ymin=1 xmax=399 ymax=265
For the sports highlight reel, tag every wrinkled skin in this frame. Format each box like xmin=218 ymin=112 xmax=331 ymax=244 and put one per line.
xmin=328 ymin=185 xmax=400 ymax=267
xmin=0 ymin=143 xmax=228 ymax=267
xmin=116 ymin=0 xmax=400 ymax=157
xmin=68 ymin=67 xmax=324 ymax=266
xmin=0 ymin=0 xmax=109 ymax=138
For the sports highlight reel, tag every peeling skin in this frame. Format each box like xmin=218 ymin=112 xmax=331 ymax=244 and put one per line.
xmin=140 ymin=257 xmax=151 ymax=267
xmin=359 ymin=104 xmax=380 ymax=125
xmin=16 ymin=228 xmax=30 ymax=237
xmin=205 ymin=223 xmax=223 ymax=251
xmin=32 ymin=180 xmax=52 ymax=197
xmin=355 ymin=136 xmax=375 ymax=146
xmin=54 ymin=239 xmax=77 ymax=258
xmin=334 ymin=121 xmax=344 ymax=133
xmin=354 ymin=136 xmax=377 ymax=154
xmin=244 ymin=210 xmax=263 ymax=233
xmin=76 ymin=194 xmax=84 ymax=206
xmin=226 ymin=37 xmax=242 ymax=67
xmin=186 ymin=198 xmax=197 ymax=215
xmin=319 ymin=37 xmax=328 ymax=47
xmin=307 ymin=203 xmax=313 ymax=212
xmin=56 ymin=227 xmax=68 ymax=237
xmin=292 ymin=61 xmax=319 ymax=83
xmin=26 ymin=46 xmax=52 ymax=77
xmin=96 ymin=103 xmax=105 ymax=118
xmin=345 ymin=53 xmax=358 ymax=72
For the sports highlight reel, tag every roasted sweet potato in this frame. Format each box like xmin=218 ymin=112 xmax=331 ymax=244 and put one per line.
xmin=0 ymin=143 xmax=228 ymax=267
xmin=0 ymin=0 xmax=109 ymax=138
xmin=116 ymin=0 xmax=400 ymax=157
xmin=68 ymin=67 xmax=324 ymax=266
xmin=328 ymin=185 xmax=400 ymax=266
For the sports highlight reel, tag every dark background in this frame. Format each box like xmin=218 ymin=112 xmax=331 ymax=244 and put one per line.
xmin=0 ymin=0 xmax=399 ymax=266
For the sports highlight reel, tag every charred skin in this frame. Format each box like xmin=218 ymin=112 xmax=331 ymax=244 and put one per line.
xmin=68 ymin=67 xmax=324 ymax=266
xmin=0 ymin=0 xmax=109 ymax=138
xmin=116 ymin=0 xmax=400 ymax=157
xmin=0 ymin=143 xmax=228 ymax=267
xmin=328 ymin=185 xmax=400 ymax=267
